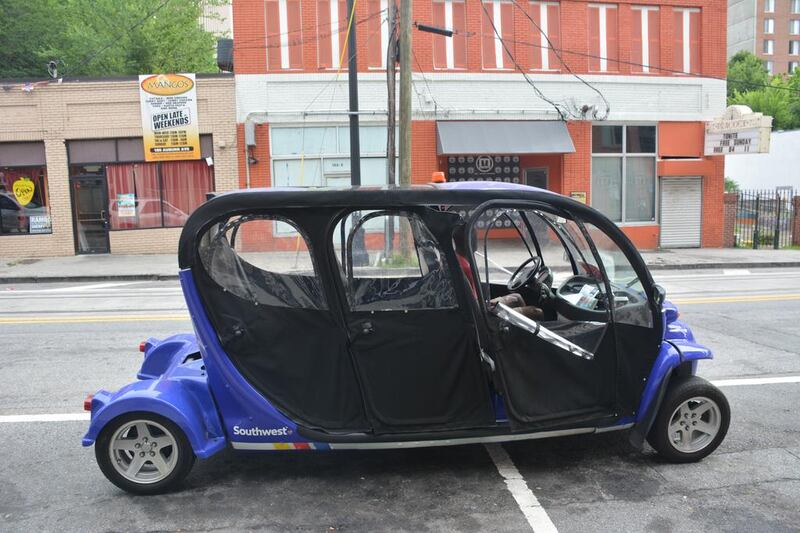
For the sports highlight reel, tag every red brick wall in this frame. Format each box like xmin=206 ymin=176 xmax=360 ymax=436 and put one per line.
xmin=232 ymin=0 xmax=726 ymax=77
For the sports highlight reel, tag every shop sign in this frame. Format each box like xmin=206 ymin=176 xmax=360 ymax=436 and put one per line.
xmin=447 ymin=155 xmax=521 ymax=184
xmin=139 ymin=73 xmax=201 ymax=162
xmin=12 ymin=177 xmax=35 ymax=206
xmin=117 ymin=193 xmax=136 ymax=218
xmin=570 ymin=191 xmax=587 ymax=204
xmin=29 ymin=214 xmax=51 ymax=234
xmin=705 ymin=105 xmax=772 ymax=156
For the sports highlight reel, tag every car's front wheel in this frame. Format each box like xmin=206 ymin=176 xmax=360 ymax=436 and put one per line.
xmin=95 ymin=412 xmax=195 ymax=494
xmin=647 ymin=376 xmax=730 ymax=463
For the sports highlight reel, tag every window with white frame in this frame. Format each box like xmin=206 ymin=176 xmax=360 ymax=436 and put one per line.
xmin=481 ymin=0 xmax=515 ymax=69
xmin=591 ymin=125 xmax=656 ymax=224
xmin=587 ymin=4 xmax=619 ymax=72
xmin=790 ymin=61 xmax=799 ymax=73
xmin=793 ymin=0 xmax=800 ymax=14
xmin=790 ymin=40 xmax=800 ymax=55
xmin=317 ymin=0 xmax=348 ymax=69
xmin=764 ymin=18 xmax=774 ymax=33
xmin=674 ymin=7 xmax=701 ymax=74
xmin=265 ymin=0 xmax=303 ymax=70
xmin=764 ymin=39 xmax=774 ymax=54
xmin=791 ymin=20 xmax=800 ymax=35
xmin=631 ymin=6 xmax=660 ymax=73
xmin=764 ymin=60 xmax=774 ymax=74
xmin=529 ymin=1 xmax=561 ymax=71
xmin=432 ymin=0 xmax=467 ymax=69
xmin=764 ymin=0 xmax=774 ymax=13
xmin=366 ymin=0 xmax=389 ymax=69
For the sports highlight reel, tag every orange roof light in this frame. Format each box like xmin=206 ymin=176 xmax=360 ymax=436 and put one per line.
xmin=431 ymin=171 xmax=446 ymax=183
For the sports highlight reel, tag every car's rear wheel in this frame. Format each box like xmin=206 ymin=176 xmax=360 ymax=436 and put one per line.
xmin=95 ymin=412 xmax=195 ymax=494
xmin=647 ymin=376 xmax=730 ymax=463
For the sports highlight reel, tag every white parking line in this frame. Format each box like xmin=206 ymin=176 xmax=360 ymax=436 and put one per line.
xmin=485 ymin=443 xmax=558 ymax=533
xmin=711 ymin=376 xmax=800 ymax=387
xmin=0 ymin=413 xmax=89 ymax=423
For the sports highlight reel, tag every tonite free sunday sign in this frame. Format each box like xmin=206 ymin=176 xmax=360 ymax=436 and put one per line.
xmin=139 ymin=73 xmax=201 ymax=162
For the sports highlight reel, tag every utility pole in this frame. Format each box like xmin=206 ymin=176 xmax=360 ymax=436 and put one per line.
xmin=398 ymin=0 xmax=412 ymax=186
xmin=386 ymin=1 xmax=397 ymax=186
xmin=346 ymin=0 xmax=361 ymax=186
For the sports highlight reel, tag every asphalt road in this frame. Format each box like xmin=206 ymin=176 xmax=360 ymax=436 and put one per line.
xmin=1 ymin=269 xmax=799 ymax=532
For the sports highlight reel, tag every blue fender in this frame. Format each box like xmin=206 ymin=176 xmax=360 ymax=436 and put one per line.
xmin=82 ymin=336 xmax=226 ymax=459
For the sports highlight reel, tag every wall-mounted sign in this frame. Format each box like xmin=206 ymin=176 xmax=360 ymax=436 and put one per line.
xmin=12 ymin=177 xmax=34 ymax=206
xmin=705 ymin=105 xmax=772 ymax=156
xmin=29 ymin=214 xmax=51 ymax=234
xmin=139 ymin=73 xmax=201 ymax=162
xmin=446 ymin=155 xmax=521 ymax=184
xmin=570 ymin=191 xmax=587 ymax=204
xmin=117 ymin=193 xmax=136 ymax=218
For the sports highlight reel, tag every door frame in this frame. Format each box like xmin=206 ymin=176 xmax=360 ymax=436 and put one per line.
xmin=69 ymin=173 xmax=111 ymax=254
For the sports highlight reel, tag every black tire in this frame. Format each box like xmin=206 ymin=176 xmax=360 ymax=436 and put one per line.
xmin=95 ymin=412 xmax=196 ymax=495
xmin=647 ymin=375 xmax=730 ymax=463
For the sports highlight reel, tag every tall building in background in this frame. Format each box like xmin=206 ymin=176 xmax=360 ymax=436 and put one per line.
xmin=233 ymin=0 xmax=727 ymax=249
xmin=728 ymin=0 xmax=800 ymax=74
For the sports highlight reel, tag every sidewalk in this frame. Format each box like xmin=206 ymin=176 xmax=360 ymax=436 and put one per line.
xmin=2 ymin=248 xmax=800 ymax=283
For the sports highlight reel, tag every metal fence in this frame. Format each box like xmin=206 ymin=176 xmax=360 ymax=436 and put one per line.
xmin=734 ymin=188 xmax=796 ymax=249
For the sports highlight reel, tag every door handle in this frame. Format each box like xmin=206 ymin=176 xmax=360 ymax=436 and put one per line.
xmin=360 ymin=321 xmax=374 ymax=336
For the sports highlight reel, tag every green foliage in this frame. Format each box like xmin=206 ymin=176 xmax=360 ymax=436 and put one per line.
xmin=0 ymin=0 xmax=221 ymax=79
xmin=727 ymin=51 xmax=800 ymax=131
xmin=724 ymin=177 xmax=740 ymax=193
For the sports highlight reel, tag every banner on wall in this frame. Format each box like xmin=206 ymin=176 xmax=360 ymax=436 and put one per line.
xmin=139 ymin=73 xmax=201 ymax=162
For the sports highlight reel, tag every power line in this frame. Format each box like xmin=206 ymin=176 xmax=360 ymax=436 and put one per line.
xmin=479 ymin=1 xmax=566 ymax=120
xmin=508 ymin=0 xmax=610 ymax=118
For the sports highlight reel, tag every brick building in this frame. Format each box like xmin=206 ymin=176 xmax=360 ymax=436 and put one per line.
xmin=728 ymin=0 xmax=800 ymax=74
xmin=0 ymin=75 xmax=238 ymax=257
xmin=233 ymin=0 xmax=727 ymax=249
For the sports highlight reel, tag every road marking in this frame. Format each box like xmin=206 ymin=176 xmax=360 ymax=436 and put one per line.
xmin=485 ymin=443 xmax=558 ymax=533
xmin=0 ymin=314 xmax=189 ymax=324
xmin=672 ymin=293 xmax=800 ymax=305
xmin=42 ymin=282 xmax=143 ymax=292
xmin=712 ymin=376 xmax=800 ymax=387
xmin=0 ymin=413 xmax=89 ymax=423
xmin=723 ymin=269 xmax=751 ymax=276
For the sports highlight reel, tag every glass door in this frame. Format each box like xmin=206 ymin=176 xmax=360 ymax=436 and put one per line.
xmin=71 ymin=176 xmax=110 ymax=254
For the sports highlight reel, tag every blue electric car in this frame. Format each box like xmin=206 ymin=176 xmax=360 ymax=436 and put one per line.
xmin=83 ymin=182 xmax=730 ymax=494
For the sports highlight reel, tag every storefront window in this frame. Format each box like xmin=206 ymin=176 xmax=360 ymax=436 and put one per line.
xmin=105 ymin=161 xmax=213 ymax=230
xmin=0 ymin=166 xmax=52 ymax=235
xmin=591 ymin=125 xmax=656 ymax=224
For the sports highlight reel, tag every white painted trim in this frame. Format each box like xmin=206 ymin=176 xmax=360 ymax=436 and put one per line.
xmin=445 ymin=0 xmax=455 ymax=69
xmin=598 ymin=6 xmax=608 ymax=72
xmin=682 ymin=9 xmax=691 ymax=74
xmin=278 ymin=0 xmax=290 ymax=69
xmin=493 ymin=1 xmax=504 ymax=68
xmin=330 ymin=0 xmax=340 ymax=68
xmin=380 ymin=0 xmax=389 ymax=68
xmin=230 ymin=424 xmax=634 ymax=451
xmin=641 ymin=9 xmax=649 ymax=73
xmin=540 ymin=3 xmax=549 ymax=70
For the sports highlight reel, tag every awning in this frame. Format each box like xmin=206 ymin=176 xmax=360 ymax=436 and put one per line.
xmin=436 ymin=120 xmax=575 ymax=155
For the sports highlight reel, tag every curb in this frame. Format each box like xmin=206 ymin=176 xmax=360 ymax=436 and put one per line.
xmin=2 ymin=261 xmax=800 ymax=284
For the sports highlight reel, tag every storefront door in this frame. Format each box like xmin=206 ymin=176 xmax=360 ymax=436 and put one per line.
xmin=71 ymin=176 xmax=110 ymax=254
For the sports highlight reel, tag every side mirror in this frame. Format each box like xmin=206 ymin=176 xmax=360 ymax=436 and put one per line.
xmin=652 ymin=284 xmax=666 ymax=307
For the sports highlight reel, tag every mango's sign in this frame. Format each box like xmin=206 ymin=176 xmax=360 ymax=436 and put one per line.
xmin=704 ymin=105 xmax=772 ymax=156
xmin=140 ymin=74 xmax=194 ymax=96
xmin=12 ymin=177 xmax=35 ymax=206
xmin=138 ymin=73 xmax=201 ymax=162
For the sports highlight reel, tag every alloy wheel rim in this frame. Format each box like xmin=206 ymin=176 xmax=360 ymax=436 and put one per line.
xmin=109 ymin=420 xmax=178 ymax=484
xmin=667 ymin=396 xmax=722 ymax=454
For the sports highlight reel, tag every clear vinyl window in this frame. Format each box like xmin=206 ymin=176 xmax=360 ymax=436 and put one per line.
xmin=199 ymin=215 xmax=327 ymax=310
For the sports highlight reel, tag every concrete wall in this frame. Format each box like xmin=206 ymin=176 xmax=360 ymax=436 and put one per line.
xmin=728 ymin=0 xmax=757 ymax=59
xmin=0 ymin=75 xmax=238 ymax=257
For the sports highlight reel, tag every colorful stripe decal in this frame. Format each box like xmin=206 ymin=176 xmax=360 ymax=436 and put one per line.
xmin=231 ymin=441 xmax=332 ymax=451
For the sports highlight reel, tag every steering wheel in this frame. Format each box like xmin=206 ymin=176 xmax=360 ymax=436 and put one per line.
xmin=507 ymin=256 xmax=543 ymax=291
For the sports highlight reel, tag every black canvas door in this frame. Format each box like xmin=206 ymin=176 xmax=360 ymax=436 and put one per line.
xmin=334 ymin=210 xmax=494 ymax=432
xmin=468 ymin=205 xmax=617 ymax=428
xmin=71 ymin=176 xmax=110 ymax=254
